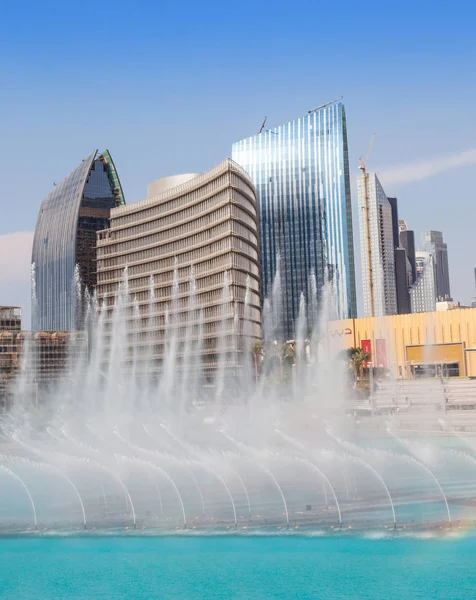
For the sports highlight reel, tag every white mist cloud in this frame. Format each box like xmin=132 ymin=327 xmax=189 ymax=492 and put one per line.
xmin=0 ymin=231 xmax=34 ymax=283
xmin=377 ymin=148 xmax=476 ymax=187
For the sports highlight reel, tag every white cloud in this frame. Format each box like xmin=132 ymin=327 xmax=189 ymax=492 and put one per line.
xmin=377 ymin=148 xmax=476 ymax=187
xmin=0 ymin=231 xmax=34 ymax=283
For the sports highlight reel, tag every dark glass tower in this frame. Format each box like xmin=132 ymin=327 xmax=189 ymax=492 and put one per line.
xmin=32 ymin=150 xmax=125 ymax=331
xmin=399 ymin=226 xmax=416 ymax=286
xmin=232 ymin=100 xmax=356 ymax=338
xmin=387 ymin=197 xmax=410 ymax=314
xmin=387 ymin=198 xmax=400 ymax=250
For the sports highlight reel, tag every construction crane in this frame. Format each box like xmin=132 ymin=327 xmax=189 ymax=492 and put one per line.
xmin=308 ymin=96 xmax=343 ymax=114
xmin=359 ymin=133 xmax=376 ymax=317
xmin=258 ymin=116 xmax=267 ymax=134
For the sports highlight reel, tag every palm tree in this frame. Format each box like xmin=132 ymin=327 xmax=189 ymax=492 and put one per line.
xmin=251 ymin=340 xmax=263 ymax=384
xmin=281 ymin=341 xmax=296 ymax=362
xmin=281 ymin=341 xmax=296 ymax=383
xmin=349 ymin=347 xmax=371 ymax=383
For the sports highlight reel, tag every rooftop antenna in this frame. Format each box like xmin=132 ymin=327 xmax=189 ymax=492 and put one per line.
xmin=258 ymin=116 xmax=267 ymax=134
xmin=359 ymin=133 xmax=376 ymax=317
xmin=308 ymin=96 xmax=343 ymax=114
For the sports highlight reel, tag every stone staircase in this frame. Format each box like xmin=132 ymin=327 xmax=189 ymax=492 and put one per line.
xmin=443 ymin=378 xmax=476 ymax=408
xmin=346 ymin=377 xmax=476 ymax=432
xmin=371 ymin=378 xmax=446 ymax=414
xmin=360 ymin=377 xmax=476 ymax=432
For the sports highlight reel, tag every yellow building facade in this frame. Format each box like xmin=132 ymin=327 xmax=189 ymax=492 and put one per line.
xmin=328 ymin=308 xmax=476 ymax=378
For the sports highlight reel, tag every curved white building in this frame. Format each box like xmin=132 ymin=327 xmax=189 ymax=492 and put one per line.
xmin=96 ymin=159 xmax=261 ymax=380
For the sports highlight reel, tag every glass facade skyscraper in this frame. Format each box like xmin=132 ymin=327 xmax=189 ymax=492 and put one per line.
xmin=410 ymin=252 xmax=437 ymax=313
xmin=399 ymin=221 xmax=416 ymax=286
xmin=422 ymin=230 xmax=452 ymax=302
xmin=32 ymin=150 xmax=125 ymax=331
xmin=232 ymin=100 xmax=356 ymax=338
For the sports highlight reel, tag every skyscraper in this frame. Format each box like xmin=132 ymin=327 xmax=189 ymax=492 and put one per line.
xmin=387 ymin=197 xmax=411 ymax=314
xmin=394 ymin=248 xmax=411 ymax=314
xmin=471 ymin=267 xmax=476 ymax=308
xmin=399 ymin=220 xmax=416 ymax=286
xmin=387 ymin=198 xmax=400 ymax=250
xmin=32 ymin=150 xmax=125 ymax=331
xmin=410 ymin=252 xmax=436 ymax=312
xmin=357 ymin=172 xmax=397 ymax=317
xmin=232 ymin=100 xmax=356 ymax=338
xmin=422 ymin=230 xmax=452 ymax=301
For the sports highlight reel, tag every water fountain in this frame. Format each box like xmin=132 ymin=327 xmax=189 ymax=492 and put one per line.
xmin=1 ymin=265 xmax=475 ymax=536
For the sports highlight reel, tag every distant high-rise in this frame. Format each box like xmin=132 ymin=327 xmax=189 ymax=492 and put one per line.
xmin=232 ymin=100 xmax=356 ymax=339
xmin=399 ymin=220 xmax=416 ymax=286
xmin=387 ymin=198 xmax=400 ymax=250
xmin=422 ymin=230 xmax=452 ymax=301
xmin=410 ymin=252 xmax=436 ymax=313
xmin=357 ymin=173 xmax=397 ymax=317
xmin=472 ymin=267 xmax=476 ymax=308
xmin=394 ymin=248 xmax=411 ymax=314
xmin=32 ymin=150 xmax=125 ymax=331
xmin=387 ymin=197 xmax=411 ymax=314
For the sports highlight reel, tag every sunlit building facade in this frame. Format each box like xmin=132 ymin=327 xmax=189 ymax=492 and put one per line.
xmin=329 ymin=307 xmax=476 ymax=378
xmin=410 ymin=252 xmax=437 ymax=313
xmin=232 ymin=100 xmax=357 ymax=338
xmin=32 ymin=150 xmax=125 ymax=331
xmin=95 ymin=159 xmax=261 ymax=377
xmin=357 ymin=173 xmax=397 ymax=317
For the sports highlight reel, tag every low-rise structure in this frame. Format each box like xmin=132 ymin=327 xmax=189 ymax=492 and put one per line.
xmin=0 ymin=331 xmax=87 ymax=407
xmin=0 ymin=306 xmax=21 ymax=332
xmin=329 ymin=307 xmax=476 ymax=378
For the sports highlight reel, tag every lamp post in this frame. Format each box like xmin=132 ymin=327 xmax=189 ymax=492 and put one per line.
xmin=368 ymin=361 xmax=374 ymax=415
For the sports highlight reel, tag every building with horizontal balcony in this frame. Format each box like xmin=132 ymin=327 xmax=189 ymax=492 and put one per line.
xmin=95 ymin=159 xmax=261 ymax=380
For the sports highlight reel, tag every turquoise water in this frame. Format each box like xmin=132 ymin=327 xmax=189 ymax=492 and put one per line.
xmin=0 ymin=534 xmax=474 ymax=599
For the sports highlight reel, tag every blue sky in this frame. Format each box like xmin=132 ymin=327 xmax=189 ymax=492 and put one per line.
xmin=1 ymin=0 xmax=475 ymax=325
